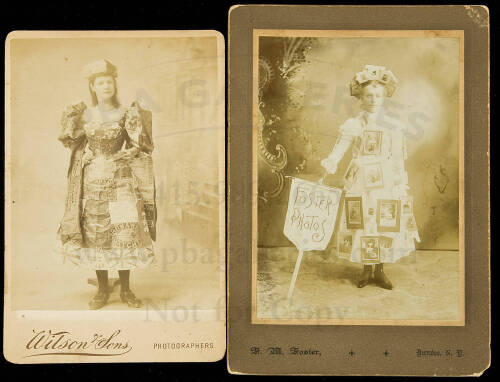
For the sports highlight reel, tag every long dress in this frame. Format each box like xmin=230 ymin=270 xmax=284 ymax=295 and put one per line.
xmin=322 ymin=109 xmax=421 ymax=264
xmin=56 ymin=101 xmax=157 ymax=270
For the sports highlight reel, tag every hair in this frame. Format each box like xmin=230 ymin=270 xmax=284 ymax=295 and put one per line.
xmin=88 ymin=75 xmax=120 ymax=107
xmin=360 ymin=80 xmax=387 ymax=97
xmin=360 ymin=80 xmax=385 ymax=91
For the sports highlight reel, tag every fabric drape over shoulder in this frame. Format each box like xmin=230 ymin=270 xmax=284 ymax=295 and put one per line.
xmin=122 ymin=101 xmax=157 ymax=240
xmin=57 ymin=101 xmax=88 ymax=245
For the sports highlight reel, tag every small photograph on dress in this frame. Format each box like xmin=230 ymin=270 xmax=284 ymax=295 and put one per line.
xmin=405 ymin=215 xmax=418 ymax=231
xmin=337 ymin=232 xmax=353 ymax=259
xmin=345 ymin=196 xmax=364 ymax=229
xmin=360 ymin=236 xmax=380 ymax=263
xmin=401 ymin=196 xmax=413 ymax=215
xmin=361 ymin=130 xmax=382 ymax=155
xmin=379 ymin=235 xmax=394 ymax=262
xmin=379 ymin=235 xmax=393 ymax=249
xmin=343 ymin=161 xmax=360 ymax=189
xmin=377 ymin=199 xmax=401 ymax=232
xmin=363 ymin=162 xmax=384 ymax=188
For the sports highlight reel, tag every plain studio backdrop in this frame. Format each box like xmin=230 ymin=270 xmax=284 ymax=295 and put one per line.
xmin=8 ymin=36 xmax=224 ymax=310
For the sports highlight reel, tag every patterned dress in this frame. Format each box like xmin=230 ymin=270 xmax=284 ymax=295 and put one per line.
xmin=57 ymin=101 xmax=156 ymax=270
xmin=323 ymin=110 xmax=421 ymax=264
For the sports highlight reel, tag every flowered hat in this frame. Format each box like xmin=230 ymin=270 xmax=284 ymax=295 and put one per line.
xmin=82 ymin=59 xmax=117 ymax=80
xmin=350 ymin=65 xmax=398 ymax=98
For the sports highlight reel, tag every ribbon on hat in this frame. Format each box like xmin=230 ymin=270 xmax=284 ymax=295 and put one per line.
xmin=82 ymin=59 xmax=117 ymax=80
xmin=350 ymin=65 xmax=398 ymax=98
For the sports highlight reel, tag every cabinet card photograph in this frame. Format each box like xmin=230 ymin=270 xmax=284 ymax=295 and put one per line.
xmin=252 ymin=29 xmax=465 ymax=325
xmin=229 ymin=4 xmax=488 ymax=376
xmin=4 ymin=30 xmax=225 ymax=363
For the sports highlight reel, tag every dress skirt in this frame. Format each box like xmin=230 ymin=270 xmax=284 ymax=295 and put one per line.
xmin=60 ymin=155 xmax=155 ymax=270
xmin=323 ymin=113 xmax=421 ymax=265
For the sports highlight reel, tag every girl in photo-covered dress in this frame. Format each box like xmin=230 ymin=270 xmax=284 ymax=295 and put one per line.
xmin=321 ymin=65 xmax=421 ymax=289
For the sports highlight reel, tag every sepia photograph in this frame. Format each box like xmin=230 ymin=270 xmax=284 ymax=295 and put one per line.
xmin=361 ymin=130 xmax=382 ymax=156
xmin=252 ymin=29 xmax=464 ymax=325
xmin=343 ymin=160 xmax=359 ymax=190
xmin=4 ymin=30 xmax=225 ymax=363
xmin=345 ymin=197 xmax=364 ymax=229
xmin=376 ymin=199 xmax=401 ymax=232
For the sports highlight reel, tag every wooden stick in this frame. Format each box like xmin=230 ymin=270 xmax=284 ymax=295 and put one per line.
xmin=287 ymin=249 xmax=304 ymax=306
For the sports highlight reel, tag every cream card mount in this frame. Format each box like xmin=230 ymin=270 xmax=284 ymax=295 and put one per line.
xmin=4 ymin=30 xmax=226 ymax=363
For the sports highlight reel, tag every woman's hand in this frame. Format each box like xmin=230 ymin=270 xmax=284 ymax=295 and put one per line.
xmin=82 ymin=146 xmax=95 ymax=166
xmin=111 ymin=147 xmax=140 ymax=162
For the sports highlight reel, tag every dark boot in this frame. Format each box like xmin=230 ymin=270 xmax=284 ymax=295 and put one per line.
xmin=357 ymin=265 xmax=373 ymax=288
xmin=373 ymin=263 xmax=393 ymax=290
xmin=89 ymin=270 xmax=110 ymax=310
xmin=118 ymin=270 xmax=143 ymax=308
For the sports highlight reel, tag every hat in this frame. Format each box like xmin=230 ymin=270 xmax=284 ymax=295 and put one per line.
xmin=350 ymin=65 xmax=398 ymax=98
xmin=82 ymin=59 xmax=117 ymax=80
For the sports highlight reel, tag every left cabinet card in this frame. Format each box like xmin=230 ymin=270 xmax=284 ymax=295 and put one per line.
xmin=4 ymin=30 xmax=225 ymax=363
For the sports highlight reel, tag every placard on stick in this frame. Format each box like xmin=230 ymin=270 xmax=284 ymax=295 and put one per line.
xmin=283 ymin=177 xmax=342 ymax=303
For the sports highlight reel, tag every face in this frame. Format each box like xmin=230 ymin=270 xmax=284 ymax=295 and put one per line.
xmin=91 ymin=75 xmax=116 ymax=103
xmin=360 ymin=82 xmax=386 ymax=113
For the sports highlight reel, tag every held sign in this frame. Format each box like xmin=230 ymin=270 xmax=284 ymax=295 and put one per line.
xmin=283 ymin=178 xmax=343 ymax=251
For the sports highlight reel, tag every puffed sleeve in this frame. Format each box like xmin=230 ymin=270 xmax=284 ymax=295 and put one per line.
xmin=58 ymin=101 xmax=87 ymax=149
xmin=123 ymin=101 xmax=154 ymax=154
xmin=321 ymin=118 xmax=361 ymax=174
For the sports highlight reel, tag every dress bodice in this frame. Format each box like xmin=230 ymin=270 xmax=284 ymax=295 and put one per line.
xmin=348 ymin=112 xmax=401 ymax=163
xmin=83 ymin=107 xmax=126 ymax=157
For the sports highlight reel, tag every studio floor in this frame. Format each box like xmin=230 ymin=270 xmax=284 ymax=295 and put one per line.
xmin=11 ymin=224 xmax=223 ymax=311
xmin=256 ymin=248 xmax=461 ymax=322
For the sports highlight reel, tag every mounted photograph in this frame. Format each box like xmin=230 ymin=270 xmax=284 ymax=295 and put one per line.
xmin=4 ymin=30 xmax=225 ymax=363
xmin=252 ymin=29 xmax=464 ymax=325
xmin=228 ymin=4 xmax=488 ymax=376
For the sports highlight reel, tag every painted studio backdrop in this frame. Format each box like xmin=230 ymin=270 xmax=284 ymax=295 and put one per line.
xmin=257 ymin=36 xmax=460 ymax=251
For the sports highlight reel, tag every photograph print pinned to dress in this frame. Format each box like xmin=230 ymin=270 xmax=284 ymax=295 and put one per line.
xmin=337 ymin=231 xmax=353 ymax=259
xmin=379 ymin=235 xmax=394 ymax=263
xmin=343 ymin=160 xmax=360 ymax=190
xmin=4 ymin=30 xmax=225 ymax=364
xmin=400 ymin=196 xmax=414 ymax=215
xmin=344 ymin=196 xmax=364 ymax=229
xmin=361 ymin=130 xmax=382 ymax=156
xmin=376 ymin=199 xmax=401 ymax=232
xmin=404 ymin=215 xmax=418 ymax=231
xmin=360 ymin=236 xmax=380 ymax=264
xmin=363 ymin=162 xmax=384 ymax=188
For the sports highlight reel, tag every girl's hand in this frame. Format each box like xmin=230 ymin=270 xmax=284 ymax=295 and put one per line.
xmin=321 ymin=158 xmax=338 ymax=175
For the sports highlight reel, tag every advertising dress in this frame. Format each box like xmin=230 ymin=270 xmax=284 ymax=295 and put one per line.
xmin=57 ymin=101 xmax=157 ymax=270
xmin=322 ymin=110 xmax=420 ymax=264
